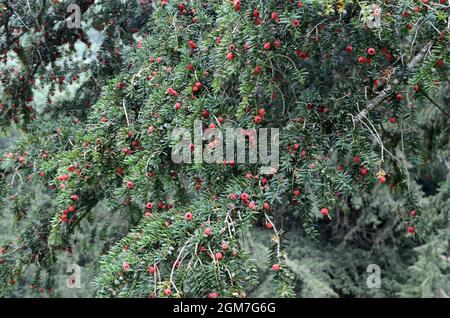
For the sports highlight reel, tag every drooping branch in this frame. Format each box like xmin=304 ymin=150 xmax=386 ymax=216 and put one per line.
xmin=353 ymin=41 xmax=433 ymax=124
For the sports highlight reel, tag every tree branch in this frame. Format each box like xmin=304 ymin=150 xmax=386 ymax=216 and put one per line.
xmin=353 ymin=41 xmax=433 ymax=124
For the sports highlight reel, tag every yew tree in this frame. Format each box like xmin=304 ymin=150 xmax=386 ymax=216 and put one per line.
xmin=0 ymin=0 xmax=449 ymax=298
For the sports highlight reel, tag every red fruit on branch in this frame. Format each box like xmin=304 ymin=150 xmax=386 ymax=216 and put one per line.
xmin=204 ymin=227 xmax=212 ymax=236
xmin=188 ymin=40 xmax=197 ymax=49
xmin=209 ymin=292 xmax=218 ymax=298
xmin=148 ymin=265 xmax=156 ymax=274
xmin=240 ymin=193 xmax=249 ymax=201
xmin=164 ymin=288 xmax=172 ymax=296
xmin=271 ymin=12 xmax=279 ymax=21
xmin=201 ymin=109 xmax=209 ymax=118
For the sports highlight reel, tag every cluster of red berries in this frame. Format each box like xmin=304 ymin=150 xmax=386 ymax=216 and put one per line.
xmin=60 ymin=194 xmax=79 ymax=223
xmin=253 ymin=108 xmax=266 ymax=124
xmin=192 ymin=81 xmax=202 ymax=93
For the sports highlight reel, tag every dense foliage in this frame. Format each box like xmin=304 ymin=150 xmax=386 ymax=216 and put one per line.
xmin=0 ymin=0 xmax=449 ymax=298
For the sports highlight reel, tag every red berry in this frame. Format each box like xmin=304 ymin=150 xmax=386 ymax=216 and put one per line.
xmin=361 ymin=168 xmax=368 ymax=176
xmin=127 ymin=181 xmax=134 ymax=189
xmin=293 ymin=189 xmax=301 ymax=197
xmin=184 ymin=212 xmax=193 ymax=221
xmin=201 ymin=109 xmax=209 ymax=118
xmin=345 ymin=45 xmax=353 ymax=53
xmin=209 ymin=292 xmax=218 ymax=298
xmin=378 ymin=176 xmax=387 ymax=183
xmin=271 ymin=12 xmax=279 ymax=21
xmin=122 ymin=262 xmax=131 ymax=272
xmin=396 ymin=93 xmax=404 ymax=101
xmin=263 ymin=202 xmax=270 ymax=210
xmin=407 ymin=226 xmax=415 ymax=234
xmin=71 ymin=194 xmax=78 ymax=201
xmin=100 ymin=117 xmax=108 ymax=123
xmin=240 ymin=193 xmax=249 ymax=201
xmin=148 ymin=265 xmax=156 ymax=274
xmin=271 ymin=264 xmax=281 ymax=271
xmin=320 ymin=208 xmax=329 ymax=216
xmin=204 ymin=227 xmax=212 ymax=236
xmin=215 ymin=252 xmax=223 ymax=260
xmin=188 ymin=40 xmax=197 ymax=49
xmin=258 ymin=108 xmax=266 ymax=116
xmin=226 ymin=52 xmax=235 ymax=60
xmin=409 ymin=210 xmax=417 ymax=218
xmin=263 ymin=42 xmax=271 ymax=50
xmin=390 ymin=117 xmax=397 ymax=124
xmin=367 ymin=48 xmax=376 ymax=55
xmin=116 ymin=82 xmax=125 ymax=90
xmin=265 ymin=222 xmax=273 ymax=229
xmin=248 ymin=201 xmax=257 ymax=209
xmin=164 ymin=288 xmax=172 ymax=296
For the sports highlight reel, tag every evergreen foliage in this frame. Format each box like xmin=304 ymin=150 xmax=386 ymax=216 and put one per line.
xmin=0 ymin=0 xmax=449 ymax=298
